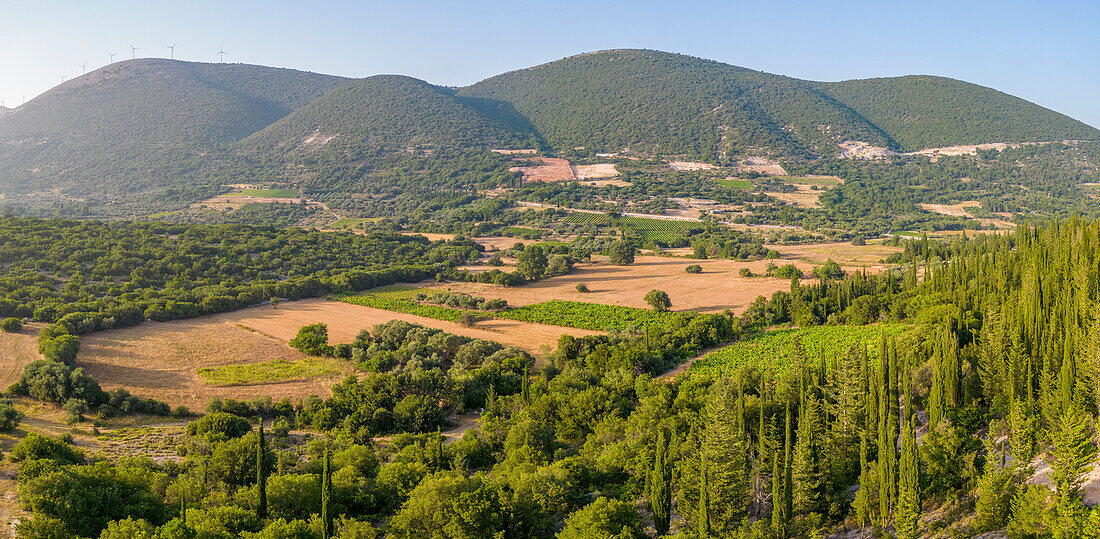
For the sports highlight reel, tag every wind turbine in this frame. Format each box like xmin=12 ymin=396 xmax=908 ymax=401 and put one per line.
xmin=60 ymin=74 xmax=66 ymax=84
xmin=130 ymin=44 xmax=139 ymax=59
xmin=217 ymin=46 xmax=227 ymax=63
xmin=108 ymin=51 xmax=116 ymax=64
xmin=167 ymin=43 xmax=176 ymax=59
xmin=80 ymin=63 xmax=86 ymax=75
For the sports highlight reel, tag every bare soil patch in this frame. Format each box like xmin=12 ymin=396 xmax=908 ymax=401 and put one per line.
xmin=765 ymin=185 xmax=823 ymax=208
xmin=571 ymin=163 xmax=619 ymax=180
xmin=418 ymin=254 xmax=871 ymax=315
xmin=668 ymin=161 xmax=715 ymax=171
xmin=919 ymin=201 xmax=982 ymax=217
xmin=491 ymin=149 xmax=538 ymax=155
xmin=399 ymin=231 xmax=456 ymax=242
xmin=510 ymin=157 xmax=576 ymax=183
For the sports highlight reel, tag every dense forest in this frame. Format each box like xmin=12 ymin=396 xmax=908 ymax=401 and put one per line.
xmin=6 ymin=216 xmax=1100 ymax=537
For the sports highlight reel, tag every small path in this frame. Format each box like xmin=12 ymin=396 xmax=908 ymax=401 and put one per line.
xmin=658 ymin=343 xmax=727 ymax=381
xmin=442 ymin=413 xmax=480 ymax=444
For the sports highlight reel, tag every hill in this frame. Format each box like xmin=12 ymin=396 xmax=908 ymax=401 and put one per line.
xmin=241 ymin=74 xmax=535 ymax=155
xmin=0 ymin=106 xmax=9 ymax=118
xmin=815 ymin=75 xmax=1100 ymax=150
xmin=460 ymin=49 xmax=1098 ymax=156
xmin=0 ymin=59 xmax=347 ymax=198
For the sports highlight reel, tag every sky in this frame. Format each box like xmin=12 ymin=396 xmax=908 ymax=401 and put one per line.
xmin=1 ymin=0 xmax=1098 ymax=128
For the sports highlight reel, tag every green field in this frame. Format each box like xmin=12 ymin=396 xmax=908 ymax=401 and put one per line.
xmin=501 ymin=226 xmax=545 ymax=239
xmin=336 ymin=289 xmax=466 ymax=322
xmin=329 ymin=217 xmax=372 ymax=229
xmin=563 ymin=212 xmax=611 ymax=225
xmin=197 ymin=357 xmax=342 ymax=386
xmin=716 ymin=178 xmax=753 ymax=189
xmin=689 ymin=324 xmax=909 ymax=376
xmin=223 ymin=188 xmax=298 ymax=198
xmin=617 ymin=216 xmax=703 ymax=244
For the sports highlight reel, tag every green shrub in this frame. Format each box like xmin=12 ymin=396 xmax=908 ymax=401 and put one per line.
xmin=186 ymin=412 xmax=252 ymax=439
xmin=685 ymin=264 xmax=703 ymax=274
xmin=10 ymin=431 xmax=84 ymax=464
xmin=575 ymin=283 xmax=590 ymax=293
xmin=40 ymin=335 xmax=80 ymax=366
xmin=0 ymin=317 xmax=22 ymax=332
xmin=0 ymin=400 xmax=24 ymax=433
xmin=739 ymin=268 xmax=754 ymax=277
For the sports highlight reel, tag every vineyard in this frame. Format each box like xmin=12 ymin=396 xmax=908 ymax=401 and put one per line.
xmin=196 ymin=356 xmax=342 ymax=386
xmin=617 ymin=216 xmax=704 ymax=244
xmin=688 ymin=324 xmax=910 ymax=376
xmin=336 ymin=288 xmax=683 ymax=332
xmin=498 ymin=300 xmax=682 ymax=331
xmin=563 ymin=212 xmax=611 ymax=225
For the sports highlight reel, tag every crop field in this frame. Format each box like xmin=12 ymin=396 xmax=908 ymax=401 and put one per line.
xmin=563 ymin=212 xmax=611 ymax=225
xmin=687 ymin=324 xmax=910 ymax=376
xmin=766 ymin=240 xmax=902 ymax=269
xmin=223 ymin=188 xmax=298 ymax=198
xmin=617 ymin=215 xmax=703 ymax=243
xmin=775 ymin=175 xmax=841 ymax=186
xmin=328 ymin=217 xmax=372 ymax=229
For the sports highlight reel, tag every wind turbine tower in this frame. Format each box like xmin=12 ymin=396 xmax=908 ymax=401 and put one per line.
xmin=80 ymin=63 xmax=86 ymax=75
xmin=108 ymin=51 xmax=116 ymax=64
xmin=130 ymin=44 xmax=139 ymax=59
xmin=217 ymin=46 xmax=227 ymax=63
xmin=167 ymin=43 xmax=176 ymax=59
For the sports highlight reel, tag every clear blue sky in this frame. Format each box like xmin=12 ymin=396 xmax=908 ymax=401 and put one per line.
xmin=2 ymin=0 xmax=1097 ymax=128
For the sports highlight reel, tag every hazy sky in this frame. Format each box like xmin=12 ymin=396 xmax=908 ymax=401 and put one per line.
xmin=2 ymin=0 xmax=1097 ymax=127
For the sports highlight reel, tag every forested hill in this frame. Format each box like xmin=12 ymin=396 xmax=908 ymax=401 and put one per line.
xmin=460 ymin=49 xmax=1099 ymax=156
xmin=816 ymin=75 xmax=1100 ymax=151
xmin=240 ymin=74 xmax=537 ymax=155
xmin=0 ymin=59 xmax=347 ymax=195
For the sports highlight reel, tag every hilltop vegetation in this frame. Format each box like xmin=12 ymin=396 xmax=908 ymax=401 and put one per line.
xmin=817 ymin=75 xmax=1100 ymax=150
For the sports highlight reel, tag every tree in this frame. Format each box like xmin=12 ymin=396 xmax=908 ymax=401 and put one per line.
xmin=0 ymin=400 xmax=24 ymax=433
xmin=321 ymin=445 xmax=332 ymax=539
xmin=1048 ymin=407 xmax=1097 ymax=500
xmin=646 ymin=429 xmax=673 ymax=536
xmin=644 ymin=290 xmax=671 ymax=313
xmin=685 ymin=264 xmax=702 ymax=274
xmin=608 ymin=240 xmax=635 ymax=265
xmin=288 ymin=323 xmax=332 ymax=356
xmin=559 ymin=497 xmax=643 ymax=539
xmin=516 ymin=245 xmax=548 ymax=280
xmin=257 ymin=420 xmax=268 ymax=520
xmin=387 ymin=472 xmax=506 ymax=538
xmin=792 ymin=395 xmax=824 ymax=517
xmin=895 ymin=417 xmax=921 ymax=539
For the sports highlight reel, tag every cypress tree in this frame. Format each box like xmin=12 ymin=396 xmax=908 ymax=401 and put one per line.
xmin=647 ymin=429 xmax=673 ymax=536
xmin=698 ymin=450 xmax=711 ymax=538
xmin=256 ymin=420 xmax=268 ymax=520
xmin=792 ymin=394 xmax=823 ymax=516
xmin=321 ymin=445 xmax=332 ymax=539
xmin=895 ymin=416 xmax=921 ymax=539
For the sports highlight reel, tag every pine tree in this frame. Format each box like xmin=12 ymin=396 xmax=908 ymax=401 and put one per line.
xmin=647 ymin=429 xmax=673 ymax=536
xmin=895 ymin=417 xmax=921 ymax=539
xmin=701 ymin=379 xmax=750 ymax=533
xmin=1049 ymin=407 xmax=1097 ymax=501
xmin=256 ymin=419 xmax=268 ymax=520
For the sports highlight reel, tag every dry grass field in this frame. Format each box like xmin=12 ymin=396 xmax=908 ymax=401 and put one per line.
xmin=510 ymin=157 xmax=576 ymax=182
xmin=416 ymin=253 xmax=871 ymax=314
xmin=0 ymin=327 xmax=42 ymax=390
xmin=76 ymin=298 xmax=593 ymax=409
xmin=571 ymin=163 xmax=618 ymax=180
xmin=765 ymin=240 xmax=901 ymax=269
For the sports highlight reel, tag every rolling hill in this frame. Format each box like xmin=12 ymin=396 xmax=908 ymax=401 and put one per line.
xmin=0 ymin=59 xmax=347 ymax=197
xmin=459 ymin=49 xmax=1099 ymax=156
xmin=0 ymin=50 xmax=1095 ymax=210
xmin=240 ymin=74 xmax=536 ymax=155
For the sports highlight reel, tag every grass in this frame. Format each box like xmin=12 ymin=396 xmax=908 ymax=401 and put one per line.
xmin=716 ymin=178 xmax=753 ymax=189
xmin=689 ymin=324 xmax=909 ymax=376
xmin=335 ymin=288 xmax=467 ymax=322
xmin=197 ymin=357 xmax=341 ymax=386
xmin=223 ymin=188 xmax=298 ymax=198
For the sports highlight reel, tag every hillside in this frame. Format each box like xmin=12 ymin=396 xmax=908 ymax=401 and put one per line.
xmin=0 ymin=59 xmax=347 ymax=197
xmin=816 ymin=76 xmax=1100 ymax=150
xmin=241 ymin=74 xmax=535 ymax=155
xmin=460 ymin=49 xmax=1099 ymax=156
xmin=458 ymin=49 xmax=892 ymax=159
xmin=0 ymin=106 xmax=9 ymax=118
